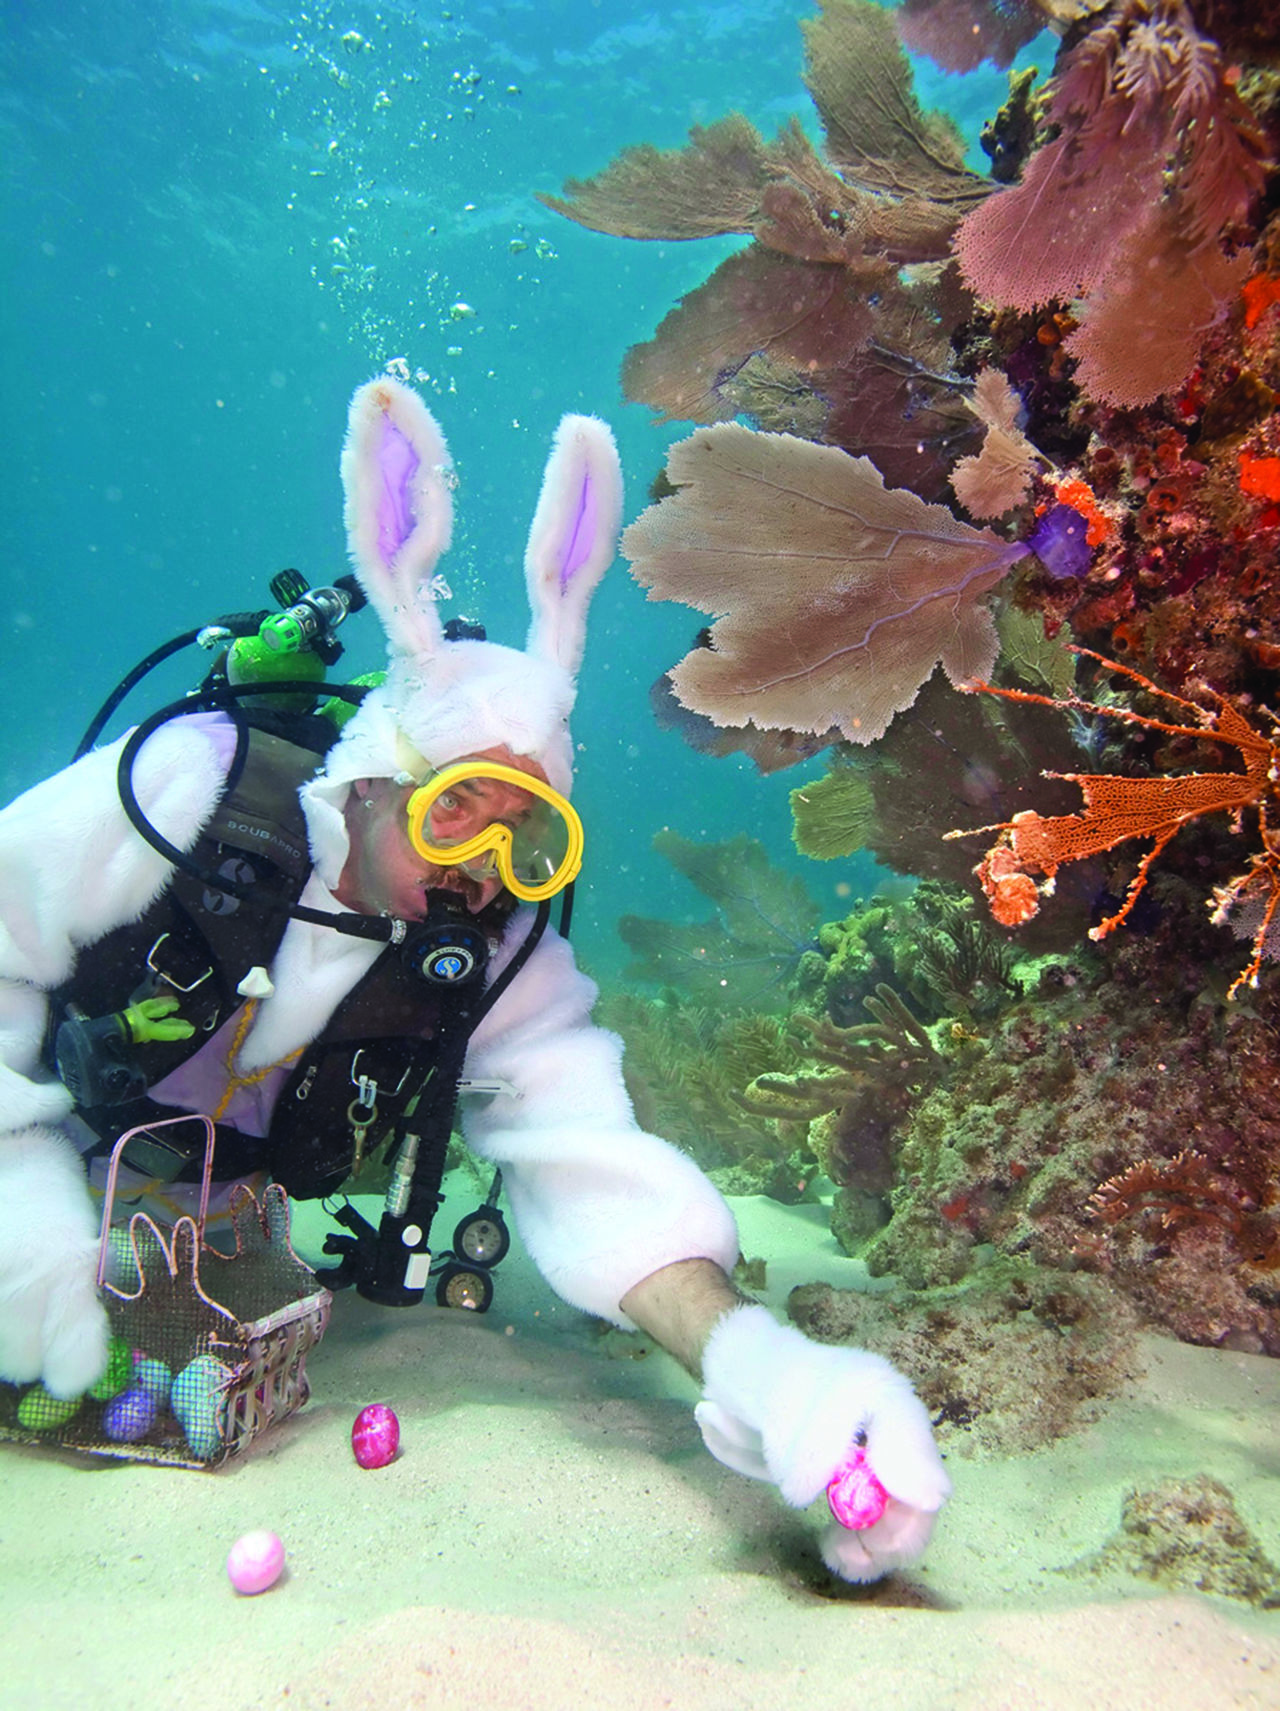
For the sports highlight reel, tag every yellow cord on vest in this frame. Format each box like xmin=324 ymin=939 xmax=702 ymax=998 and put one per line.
xmin=211 ymin=999 xmax=302 ymax=1122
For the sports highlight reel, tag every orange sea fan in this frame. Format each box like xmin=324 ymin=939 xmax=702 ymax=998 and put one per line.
xmin=946 ymin=648 xmax=1280 ymax=996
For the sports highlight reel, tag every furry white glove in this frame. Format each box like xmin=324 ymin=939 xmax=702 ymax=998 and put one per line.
xmin=696 ymin=1304 xmax=949 ymax=1583
xmin=0 ymin=1127 xmax=109 ymax=1399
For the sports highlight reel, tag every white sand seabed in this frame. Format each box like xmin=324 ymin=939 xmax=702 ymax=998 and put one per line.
xmin=2 ymin=1188 xmax=1278 ymax=1710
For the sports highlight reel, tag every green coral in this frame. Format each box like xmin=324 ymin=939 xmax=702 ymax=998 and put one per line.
xmin=598 ymin=991 xmax=810 ymax=1198
xmin=813 ymin=881 xmax=1025 ymax=1026
xmin=619 ymin=830 xmax=823 ymax=1012
xmin=790 ymin=765 xmax=876 ymax=860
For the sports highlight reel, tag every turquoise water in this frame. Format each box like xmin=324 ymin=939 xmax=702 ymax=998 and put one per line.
xmin=2 ymin=0 xmax=1032 ymax=978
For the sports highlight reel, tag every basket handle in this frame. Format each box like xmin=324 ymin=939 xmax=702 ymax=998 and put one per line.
xmin=96 ymin=1115 xmax=219 ymax=1287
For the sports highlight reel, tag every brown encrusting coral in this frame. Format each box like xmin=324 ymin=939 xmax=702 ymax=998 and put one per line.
xmin=1077 ymin=1476 xmax=1280 ymax=1604
xmin=788 ymin=1262 xmax=1142 ymax=1456
xmin=856 ymin=927 xmax=1280 ymax=1355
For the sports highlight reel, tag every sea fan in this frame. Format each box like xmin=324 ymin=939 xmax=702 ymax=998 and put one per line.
xmin=895 ymin=0 xmax=1055 ymax=74
xmin=621 ymin=247 xmax=882 ymax=426
xmin=622 ymin=424 xmax=1027 ymax=746
xmin=619 ymin=830 xmax=823 ymax=1009
xmin=543 ymin=1 xmax=989 ymax=492
xmin=952 ymin=0 xmax=1267 ymax=403
xmin=950 ymin=367 xmax=1041 ymax=518
xmin=800 ymin=0 xmax=990 ymax=214
xmin=1064 ymin=211 xmax=1254 ymax=408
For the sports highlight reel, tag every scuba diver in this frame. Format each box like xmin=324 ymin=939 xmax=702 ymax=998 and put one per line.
xmin=0 ymin=375 xmax=948 ymax=1584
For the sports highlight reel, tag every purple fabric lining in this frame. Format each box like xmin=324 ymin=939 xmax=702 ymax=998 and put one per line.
xmin=163 ymin=709 xmax=238 ymax=768
xmin=149 ymin=1007 xmax=293 ymax=1139
xmin=558 ymin=470 xmax=597 ymax=590
xmin=377 ymin=414 xmax=421 ymax=568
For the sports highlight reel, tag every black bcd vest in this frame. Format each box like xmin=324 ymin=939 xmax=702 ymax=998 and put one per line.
xmin=47 ymin=724 xmax=514 ymax=1200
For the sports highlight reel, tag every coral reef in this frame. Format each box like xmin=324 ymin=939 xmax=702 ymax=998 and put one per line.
xmin=1075 ymin=1475 xmax=1280 ymax=1605
xmin=807 ymin=881 xmax=1024 ymax=1024
xmin=597 ymin=992 xmax=811 ymax=1200
xmin=621 ymin=843 xmax=1280 ymax=1357
xmin=709 ymin=883 xmax=1028 ymax=1241
xmin=859 ymin=917 xmax=1280 ymax=1354
xmin=555 ymin=0 xmax=1280 ymax=1385
xmin=738 ymin=988 xmax=944 ymax=1231
xmin=788 ymin=1260 xmax=1142 ymax=1456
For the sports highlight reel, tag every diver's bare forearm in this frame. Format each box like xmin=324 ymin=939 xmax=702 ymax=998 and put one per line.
xmin=620 ymin=1258 xmax=750 ymax=1379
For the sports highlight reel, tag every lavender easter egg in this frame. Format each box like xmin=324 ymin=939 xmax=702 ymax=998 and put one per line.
xmin=226 ymin=1529 xmax=286 ymax=1596
xmin=102 ymin=1384 xmax=160 ymax=1443
xmin=351 ymin=1403 xmax=400 ymax=1468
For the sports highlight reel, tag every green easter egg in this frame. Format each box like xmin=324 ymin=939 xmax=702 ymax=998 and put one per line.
xmin=86 ymin=1337 xmax=133 ymax=1401
xmin=17 ymin=1384 xmax=82 ymax=1432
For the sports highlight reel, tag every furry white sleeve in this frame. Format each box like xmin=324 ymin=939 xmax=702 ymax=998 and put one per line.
xmin=461 ymin=924 xmax=740 ymax=1325
xmin=0 ymin=723 xmax=227 ymax=1394
xmin=0 ymin=721 xmax=229 ymax=1103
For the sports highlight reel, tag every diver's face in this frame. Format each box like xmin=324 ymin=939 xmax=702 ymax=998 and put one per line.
xmin=335 ymin=746 xmax=543 ymax=918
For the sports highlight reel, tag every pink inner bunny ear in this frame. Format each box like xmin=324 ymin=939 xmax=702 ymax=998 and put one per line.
xmin=375 ymin=413 xmax=422 ymax=569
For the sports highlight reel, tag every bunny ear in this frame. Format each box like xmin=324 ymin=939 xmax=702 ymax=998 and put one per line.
xmin=341 ymin=376 xmax=453 ymax=660
xmin=524 ymin=414 xmax=623 ymax=677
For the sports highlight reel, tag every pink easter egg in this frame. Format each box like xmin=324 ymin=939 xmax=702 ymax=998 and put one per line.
xmin=826 ymin=1447 xmax=890 ymax=1531
xmin=351 ymin=1403 xmax=400 ymax=1469
xmin=226 ymin=1529 xmax=286 ymax=1595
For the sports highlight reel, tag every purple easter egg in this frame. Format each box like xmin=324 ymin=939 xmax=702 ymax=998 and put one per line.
xmin=226 ymin=1529 xmax=286 ymax=1596
xmin=102 ymin=1384 xmax=160 ymax=1444
xmin=351 ymin=1403 xmax=400 ymax=1469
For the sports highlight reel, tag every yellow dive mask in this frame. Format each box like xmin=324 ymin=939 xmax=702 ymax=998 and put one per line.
xmin=404 ymin=760 xmax=584 ymax=903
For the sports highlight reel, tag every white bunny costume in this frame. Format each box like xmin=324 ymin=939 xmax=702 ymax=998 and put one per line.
xmin=0 ymin=376 xmax=948 ymax=1584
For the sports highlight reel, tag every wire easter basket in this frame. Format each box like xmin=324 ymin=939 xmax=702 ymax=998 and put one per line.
xmin=0 ymin=1116 xmax=331 ymax=1467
